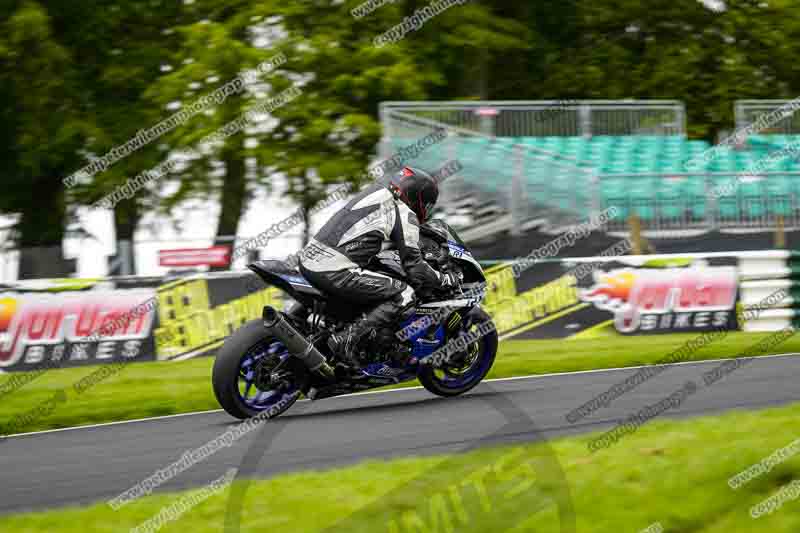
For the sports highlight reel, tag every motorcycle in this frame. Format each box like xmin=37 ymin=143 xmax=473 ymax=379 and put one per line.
xmin=212 ymin=219 xmax=497 ymax=420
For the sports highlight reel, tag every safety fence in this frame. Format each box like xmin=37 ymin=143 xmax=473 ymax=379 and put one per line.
xmin=599 ymin=171 xmax=800 ymax=235
xmin=735 ymin=100 xmax=800 ymax=134
xmin=738 ymin=251 xmax=800 ymax=331
xmin=380 ymin=100 xmax=686 ymax=138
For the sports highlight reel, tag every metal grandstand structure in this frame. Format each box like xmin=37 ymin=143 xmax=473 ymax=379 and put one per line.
xmin=734 ymin=100 xmax=800 ymax=133
xmin=380 ymin=100 xmax=687 ymax=138
xmin=380 ymin=108 xmax=599 ymax=238
xmin=381 ymin=100 xmax=800 ymax=239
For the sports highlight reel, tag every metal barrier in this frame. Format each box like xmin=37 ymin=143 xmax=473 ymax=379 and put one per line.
xmin=734 ymin=100 xmax=800 ymax=134
xmin=381 ymin=100 xmax=686 ymax=138
xmin=600 ymin=171 xmax=800 ymax=235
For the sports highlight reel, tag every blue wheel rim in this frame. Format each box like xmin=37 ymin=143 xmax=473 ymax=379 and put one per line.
xmin=236 ymin=339 xmax=297 ymax=411
xmin=433 ymin=334 xmax=493 ymax=389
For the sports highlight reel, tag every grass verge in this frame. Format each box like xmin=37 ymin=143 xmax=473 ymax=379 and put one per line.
xmin=1 ymin=331 xmax=798 ymax=434
xmin=3 ymin=398 xmax=800 ymax=532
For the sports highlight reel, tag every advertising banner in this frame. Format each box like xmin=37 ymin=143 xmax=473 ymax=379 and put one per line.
xmin=158 ymin=246 xmax=232 ymax=268
xmin=482 ymin=255 xmax=740 ymax=340
xmin=152 ymin=273 xmax=284 ymax=361
xmin=0 ymin=274 xmax=284 ymax=371
xmin=0 ymin=278 xmax=161 ymax=371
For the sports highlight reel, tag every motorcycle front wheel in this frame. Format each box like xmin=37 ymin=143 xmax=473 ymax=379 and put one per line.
xmin=417 ymin=308 xmax=498 ymax=397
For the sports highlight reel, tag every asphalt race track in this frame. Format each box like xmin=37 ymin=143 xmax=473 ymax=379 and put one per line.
xmin=3 ymin=353 xmax=800 ymax=515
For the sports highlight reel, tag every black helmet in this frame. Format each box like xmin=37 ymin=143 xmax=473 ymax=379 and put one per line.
xmin=387 ymin=167 xmax=439 ymax=223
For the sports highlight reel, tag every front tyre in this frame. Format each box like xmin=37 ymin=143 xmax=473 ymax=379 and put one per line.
xmin=213 ymin=320 xmax=301 ymax=420
xmin=418 ymin=308 xmax=498 ymax=397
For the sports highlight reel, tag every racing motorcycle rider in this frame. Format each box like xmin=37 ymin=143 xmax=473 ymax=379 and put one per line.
xmin=298 ymin=166 xmax=459 ymax=371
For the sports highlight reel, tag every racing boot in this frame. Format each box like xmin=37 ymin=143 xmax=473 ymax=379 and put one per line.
xmin=327 ymin=324 xmax=360 ymax=366
xmin=327 ymin=297 xmax=405 ymax=366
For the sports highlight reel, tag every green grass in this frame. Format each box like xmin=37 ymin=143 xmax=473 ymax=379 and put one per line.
xmin=488 ymin=330 xmax=800 ymax=378
xmin=5 ymin=397 xmax=800 ymax=532
xmin=0 ymin=357 xmax=217 ymax=434
xmin=1 ymin=331 xmax=798 ymax=434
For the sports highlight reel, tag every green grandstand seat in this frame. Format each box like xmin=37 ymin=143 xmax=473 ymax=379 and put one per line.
xmin=582 ymin=152 xmax=608 ymax=162
xmin=493 ymin=138 xmax=517 ymax=147
xmin=714 ymin=175 xmax=740 ymax=219
xmin=690 ymin=198 xmax=706 ymax=219
xmin=655 ymin=178 xmax=687 ymax=219
xmin=630 ymin=202 xmax=655 ymax=221
xmin=789 ymin=176 xmax=800 ymax=196
xmin=446 ymin=134 xmax=800 ymax=226
xmin=748 ymin=134 xmax=771 ymax=147
xmin=657 ymin=160 xmax=686 ymax=172
xmin=600 ymin=176 xmax=626 ymax=193
xmin=636 ymin=135 xmax=660 ymax=143
xmin=599 ymin=181 xmax=628 ymax=216
xmin=686 ymin=140 xmax=710 ymax=150
xmin=712 ymin=159 xmax=738 ymax=172
xmin=601 ymin=164 xmax=627 ymax=174
xmin=561 ymin=138 xmax=583 ymax=146
xmin=739 ymin=180 xmax=765 ymax=218
xmin=765 ymin=175 xmax=792 ymax=195
xmin=680 ymin=176 xmax=707 ymax=218
xmin=766 ymin=176 xmax=793 ymax=216
xmin=591 ymin=136 xmax=618 ymax=149
xmin=717 ymin=198 xmax=739 ymax=220
xmin=541 ymin=136 xmax=565 ymax=148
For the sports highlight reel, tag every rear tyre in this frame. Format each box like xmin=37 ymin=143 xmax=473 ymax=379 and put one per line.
xmin=213 ymin=320 xmax=300 ymax=420
xmin=418 ymin=308 xmax=498 ymax=397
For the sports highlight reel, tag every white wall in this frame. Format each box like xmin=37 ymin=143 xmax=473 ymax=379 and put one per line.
xmin=0 ymin=175 xmax=356 ymax=281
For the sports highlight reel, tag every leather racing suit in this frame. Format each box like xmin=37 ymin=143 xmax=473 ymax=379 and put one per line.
xmin=298 ymin=183 xmax=452 ymax=359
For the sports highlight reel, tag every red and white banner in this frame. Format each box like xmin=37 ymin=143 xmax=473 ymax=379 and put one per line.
xmin=0 ymin=289 xmax=156 ymax=367
xmin=158 ymin=246 xmax=231 ymax=268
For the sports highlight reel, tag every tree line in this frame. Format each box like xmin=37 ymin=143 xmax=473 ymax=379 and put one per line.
xmin=2 ymin=0 xmax=799 ymax=274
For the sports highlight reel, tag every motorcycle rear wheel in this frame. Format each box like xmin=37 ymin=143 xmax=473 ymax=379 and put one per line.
xmin=213 ymin=320 xmax=301 ymax=420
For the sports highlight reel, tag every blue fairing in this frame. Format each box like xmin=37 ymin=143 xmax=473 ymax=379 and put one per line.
xmin=276 ymin=273 xmax=314 ymax=287
xmin=360 ymin=312 xmax=447 ymax=382
xmin=401 ymin=312 xmax=447 ymax=359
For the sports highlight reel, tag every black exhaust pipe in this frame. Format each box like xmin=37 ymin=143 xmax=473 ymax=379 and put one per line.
xmin=262 ymin=306 xmax=334 ymax=379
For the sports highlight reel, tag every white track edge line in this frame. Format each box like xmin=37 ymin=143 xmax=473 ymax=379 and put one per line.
xmin=4 ymin=351 xmax=800 ymax=439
